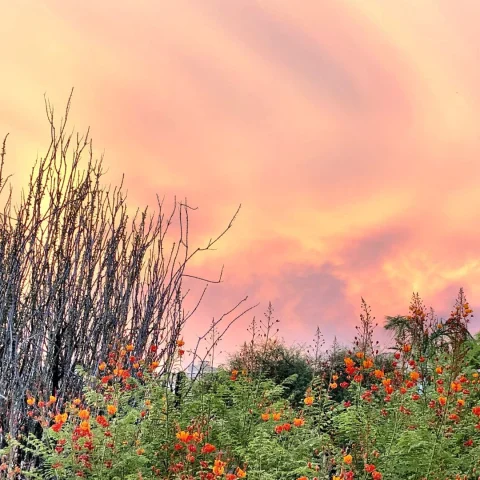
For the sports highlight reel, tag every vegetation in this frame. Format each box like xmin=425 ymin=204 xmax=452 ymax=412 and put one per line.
xmin=1 ymin=102 xmax=480 ymax=479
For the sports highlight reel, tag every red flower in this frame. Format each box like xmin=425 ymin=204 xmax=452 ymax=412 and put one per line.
xmin=201 ymin=443 xmax=216 ymax=454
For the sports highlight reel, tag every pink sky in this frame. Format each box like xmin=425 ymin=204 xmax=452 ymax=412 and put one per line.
xmin=2 ymin=0 xmax=480 ymax=359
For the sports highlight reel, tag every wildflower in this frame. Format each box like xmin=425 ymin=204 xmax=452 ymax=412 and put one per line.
xmin=439 ymin=396 xmax=447 ymax=406
xmin=201 ymin=443 xmax=216 ymax=454
xmin=457 ymin=399 xmax=465 ymax=407
xmin=177 ymin=338 xmax=185 ymax=347
xmin=149 ymin=345 xmax=158 ymax=353
xmin=96 ymin=415 xmax=109 ymax=428
xmin=136 ymin=448 xmax=145 ymax=455
xmin=106 ymin=405 xmax=117 ymax=415
xmin=176 ymin=431 xmax=192 ymax=443
xmin=73 ymin=398 xmax=81 ymax=406
xmin=78 ymin=409 xmax=90 ymax=420
xmin=304 ymin=396 xmax=314 ymax=406
xmin=372 ymin=472 xmax=382 ymax=480
xmin=99 ymin=362 xmax=106 ymax=371
xmin=451 ymin=382 xmax=462 ymax=393
xmin=226 ymin=474 xmax=236 ymax=480
xmin=150 ymin=361 xmax=159 ymax=369
xmin=293 ymin=418 xmax=305 ymax=427
xmin=355 ymin=352 xmax=364 ymax=359
xmin=126 ymin=344 xmax=134 ymax=352
xmin=472 ymin=406 xmax=480 ymax=416
xmin=51 ymin=422 xmax=63 ymax=432
xmin=464 ymin=439 xmax=474 ymax=447
xmin=274 ymin=424 xmax=284 ymax=434
xmin=282 ymin=423 xmax=291 ymax=431
xmin=54 ymin=413 xmax=68 ymax=424
xmin=26 ymin=397 xmax=35 ymax=406
xmin=297 ymin=477 xmax=308 ymax=480
xmin=435 ymin=366 xmax=443 ymax=374
xmin=329 ymin=382 xmax=338 ymax=389
xmin=373 ymin=369 xmax=384 ymax=379
xmin=402 ymin=344 xmax=411 ymax=353
xmin=178 ymin=349 xmax=185 ymax=357
xmin=363 ymin=358 xmax=374 ymax=369
xmin=237 ymin=467 xmax=247 ymax=478
xmin=344 ymin=357 xmax=355 ymax=367
xmin=261 ymin=413 xmax=270 ymax=421
xmin=365 ymin=464 xmax=376 ymax=473
xmin=49 ymin=395 xmax=56 ymax=404
xmin=272 ymin=412 xmax=281 ymax=421
xmin=212 ymin=459 xmax=226 ymax=475
xmin=449 ymin=413 xmax=460 ymax=422
xmin=409 ymin=371 xmax=420 ymax=381
xmin=343 ymin=454 xmax=353 ymax=464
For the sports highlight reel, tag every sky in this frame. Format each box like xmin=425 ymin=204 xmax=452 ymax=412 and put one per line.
xmin=2 ymin=0 xmax=480 ymax=360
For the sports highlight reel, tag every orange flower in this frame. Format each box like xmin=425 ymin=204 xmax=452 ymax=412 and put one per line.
xmin=363 ymin=358 xmax=374 ymax=369
xmin=344 ymin=357 xmax=355 ymax=367
xmin=435 ymin=366 xmax=443 ymax=374
xmin=293 ymin=418 xmax=305 ymax=427
xmin=73 ymin=398 xmax=81 ymax=406
xmin=236 ymin=467 xmax=247 ymax=478
xmin=212 ymin=459 xmax=226 ymax=476
xmin=54 ymin=413 xmax=68 ymax=424
xmin=261 ymin=413 xmax=270 ymax=421
xmin=402 ymin=344 xmax=412 ymax=353
xmin=126 ymin=344 xmax=134 ymax=352
xmin=272 ymin=412 xmax=281 ymax=421
xmin=409 ymin=371 xmax=420 ymax=381
xmin=451 ymin=382 xmax=462 ymax=393
xmin=26 ymin=397 xmax=35 ymax=406
xmin=457 ymin=399 xmax=465 ymax=407
xmin=79 ymin=421 xmax=91 ymax=434
xmin=304 ymin=396 xmax=314 ymax=406
xmin=78 ymin=409 xmax=90 ymax=420
xmin=176 ymin=430 xmax=192 ymax=443
xmin=438 ymin=396 xmax=447 ymax=406
xmin=355 ymin=352 xmax=365 ymax=359
xmin=49 ymin=395 xmax=56 ymax=404
xmin=177 ymin=338 xmax=185 ymax=347
xmin=343 ymin=454 xmax=353 ymax=464
xmin=329 ymin=382 xmax=338 ymax=389
xmin=150 ymin=361 xmax=159 ymax=369
xmin=107 ymin=405 xmax=117 ymax=415
xmin=374 ymin=370 xmax=384 ymax=379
